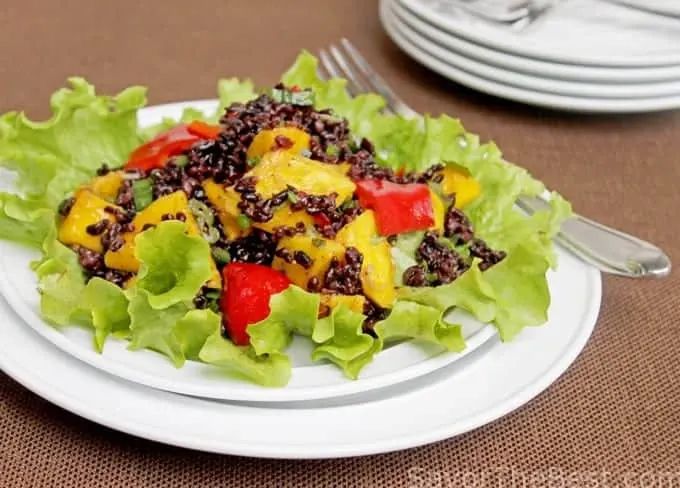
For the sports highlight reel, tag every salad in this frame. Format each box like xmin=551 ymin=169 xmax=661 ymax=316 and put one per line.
xmin=0 ymin=51 xmax=570 ymax=387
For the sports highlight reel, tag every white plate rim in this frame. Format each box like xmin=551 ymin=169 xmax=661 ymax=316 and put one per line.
xmin=392 ymin=0 xmax=680 ymax=84
xmin=398 ymin=0 xmax=680 ymax=67
xmin=381 ymin=0 xmax=680 ymax=113
xmin=0 ymin=246 xmax=603 ymax=458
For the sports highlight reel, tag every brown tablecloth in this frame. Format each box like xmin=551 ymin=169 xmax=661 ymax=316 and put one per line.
xmin=1 ymin=1 xmax=679 ymax=486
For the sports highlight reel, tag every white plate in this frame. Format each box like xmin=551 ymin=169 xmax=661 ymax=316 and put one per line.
xmin=0 ymin=244 xmax=602 ymax=458
xmin=392 ymin=1 xmax=680 ymax=99
xmin=608 ymin=0 xmax=680 ymax=17
xmin=399 ymin=0 xmax=680 ymax=67
xmin=381 ymin=0 xmax=680 ymax=112
xmin=393 ymin=0 xmax=680 ymax=84
xmin=0 ymin=99 xmax=497 ymax=403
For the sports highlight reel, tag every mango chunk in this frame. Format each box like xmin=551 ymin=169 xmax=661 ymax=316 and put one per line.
xmin=430 ymin=189 xmax=445 ymax=232
xmin=247 ymin=127 xmax=310 ymax=160
xmin=58 ymin=189 xmax=120 ymax=253
xmin=246 ymin=151 xmax=355 ymax=203
xmin=336 ymin=211 xmax=395 ymax=308
xmin=440 ymin=166 xmax=480 ymax=208
xmin=272 ymin=235 xmax=345 ymax=289
xmin=320 ymin=294 xmax=366 ymax=316
xmin=89 ymin=171 xmax=124 ymax=200
xmin=203 ymin=179 xmax=250 ymax=241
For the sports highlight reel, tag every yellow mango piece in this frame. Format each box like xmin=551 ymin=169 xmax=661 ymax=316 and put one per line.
xmin=272 ymin=235 xmax=345 ymax=289
xmin=247 ymin=127 xmax=310 ymax=160
xmin=320 ymin=294 xmax=366 ymax=315
xmin=246 ymin=151 xmax=355 ymax=203
xmin=252 ymin=203 xmax=314 ymax=234
xmin=203 ymin=179 xmax=250 ymax=241
xmin=430 ymin=189 xmax=445 ymax=232
xmin=58 ymin=189 xmax=120 ymax=253
xmin=336 ymin=211 xmax=395 ymax=308
xmin=440 ymin=166 xmax=480 ymax=208
xmin=104 ymin=191 xmax=221 ymax=288
xmin=89 ymin=171 xmax=124 ymax=200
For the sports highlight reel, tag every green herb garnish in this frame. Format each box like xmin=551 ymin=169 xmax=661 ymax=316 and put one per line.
xmin=237 ymin=215 xmax=251 ymax=229
xmin=211 ymin=247 xmax=231 ymax=265
xmin=325 ymin=144 xmax=339 ymax=157
xmin=247 ymin=156 xmax=261 ymax=167
xmin=132 ymin=179 xmax=153 ymax=211
xmin=287 ymin=190 xmax=298 ymax=204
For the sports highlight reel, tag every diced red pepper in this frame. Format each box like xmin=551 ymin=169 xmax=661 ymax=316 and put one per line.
xmin=220 ymin=262 xmax=292 ymax=346
xmin=355 ymin=179 xmax=435 ymax=236
xmin=125 ymin=122 xmax=221 ymax=171
xmin=313 ymin=213 xmax=332 ymax=228
xmin=187 ymin=121 xmax=222 ymax=140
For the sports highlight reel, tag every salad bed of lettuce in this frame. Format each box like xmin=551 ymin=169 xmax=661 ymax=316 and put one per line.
xmin=0 ymin=51 xmax=571 ymax=387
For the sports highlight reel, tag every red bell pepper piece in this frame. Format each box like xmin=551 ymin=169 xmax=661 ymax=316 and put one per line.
xmin=220 ymin=262 xmax=292 ymax=346
xmin=125 ymin=122 xmax=221 ymax=171
xmin=313 ymin=213 xmax=332 ymax=228
xmin=355 ymin=179 xmax=435 ymax=236
xmin=187 ymin=121 xmax=222 ymax=140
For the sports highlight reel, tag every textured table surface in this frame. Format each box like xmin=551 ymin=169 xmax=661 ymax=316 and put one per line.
xmin=1 ymin=1 xmax=679 ymax=486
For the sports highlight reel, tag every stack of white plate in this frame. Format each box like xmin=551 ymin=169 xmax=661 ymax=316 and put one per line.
xmin=380 ymin=0 xmax=680 ymax=113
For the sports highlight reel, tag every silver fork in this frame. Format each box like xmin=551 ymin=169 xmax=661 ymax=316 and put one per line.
xmin=317 ymin=39 xmax=672 ymax=278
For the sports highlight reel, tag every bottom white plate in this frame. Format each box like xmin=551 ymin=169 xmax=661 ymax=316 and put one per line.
xmin=0 ymin=247 xmax=601 ymax=459
xmin=381 ymin=0 xmax=680 ymax=113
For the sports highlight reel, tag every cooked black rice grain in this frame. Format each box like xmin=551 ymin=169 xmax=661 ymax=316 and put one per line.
xmin=96 ymin=164 xmax=111 ymax=176
xmin=443 ymin=199 xmax=475 ymax=245
xmin=72 ymin=245 xmax=133 ymax=287
xmin=293 ymin=250 xmax=313 ymax=269
xmin=228 ymin=229 xmax=277 ymax=265
xmin=58 ymin=197 xmax=75 ymax=217
xmin=363 ymin=300 xmax=390 ymax=335
xmin=403 ymin=264 xmax=429 ymax=287
xmin=469 ymin=238 xmax=507 ymax=271
xmin=416 ymin=232 xmax=469 ymax=285
xmin=115 ymin=180 xmax=135 ymax=210
xmin=274 ymin=248 xmax=295 ymax=264
xmin=322 ymin=247 xmax=363 ymax=295
xmin=85 ymin=219 xmax=110 ymax=236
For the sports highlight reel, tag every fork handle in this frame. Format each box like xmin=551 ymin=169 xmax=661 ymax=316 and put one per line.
xmin=516 ymin=196 xmax=671 ymax=278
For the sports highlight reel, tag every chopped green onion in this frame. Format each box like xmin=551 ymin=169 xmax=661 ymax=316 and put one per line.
xmin=312 ymin=238 xmax=326 ymax=248
xmin=132 ymin=179 xmax=154 ymax=210
xmin=172 ymin=155 xmax=189 ymax=168
xmin=189 ymin=199 xmax=220 ymax=244
xmin=211 ymin=247 xmax=231 ymax=265
xmin=340 ymin=199 xmax=356 ymax=210
xmin=287 ymin=190 xmax=298 ymax=204
xmin=271 ymin=88 xmax=315 ymax=106
xmin=189 ymin=199 xmax=215 ymax=225
xmin=247 ymin=157 xmax=261 ymax=167
xmin=325 ymin=144 xmax=339 ymax=157
xmin=237 ymin=215 xmax=251 ymax=229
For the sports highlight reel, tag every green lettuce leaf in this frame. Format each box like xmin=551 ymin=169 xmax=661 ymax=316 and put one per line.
xmin=247 ymin=285 xmax=320 ymax=356
xmin=126 ymin=288 xmax=193 ymax=367
xmin=199 ymin=328 xmax=292 ymax=388
xmin=81 ymin=277 xmax=131 ymax=352
xmin=311 ymin=305 xmax=381 ymax=380
xmin=174 ymin=309 xmax=226 ymax=361
xmin=134 ymin=221 xmax=213 ymax=310
xmin=0 ymin=77 xmax=147 ymax=247
xmin=374 ymin=301 xmax=465 ymax=352
xmin=217 ymin=77 xmax=258 ymax=115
